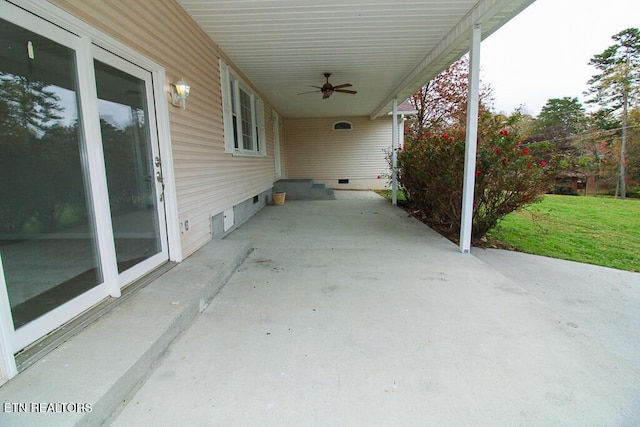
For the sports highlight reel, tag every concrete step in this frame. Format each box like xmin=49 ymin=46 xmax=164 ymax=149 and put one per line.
xmin=273 ymin=179 xmax=335 ymax=200
xmin=0 ymin=239 xmax=251 ymax=426
xmin=310 ymin=183 xmax=335 ymax=200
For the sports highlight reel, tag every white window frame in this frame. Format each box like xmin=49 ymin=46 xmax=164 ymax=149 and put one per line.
xmin=220 ymin=59 xmax=266 ymax=156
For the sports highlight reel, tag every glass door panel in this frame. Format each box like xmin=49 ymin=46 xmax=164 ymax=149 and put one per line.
xmin=0 ymin=18 xmax=102 ymax=328
xmin=93 ymin=58 xmax=165 ymax=277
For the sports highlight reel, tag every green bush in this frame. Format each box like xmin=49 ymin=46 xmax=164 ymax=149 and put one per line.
xmin=553 ymin=185 xmax=578 ymax=196
xmin=397 ymin=129 xmax=553 ymax=242
xmin=603 ymin=186 xmax=640 ymax=199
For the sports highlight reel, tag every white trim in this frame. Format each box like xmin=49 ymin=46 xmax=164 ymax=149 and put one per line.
xmin=220 ymin=60 xmax=236 ymax=153
xmin=12 ymin=286 xmax=111 ymax=352
xmin=79 ymin=39 xmax=121 ymax=299
xmin=391 ymin=98 xmax=399 ymax=206
xmin=14 ymin=0 xmax=166 ymax=74
xmin=0 ymin=254 xmax=18 ymax=383
xmin=256 ymin=98 xmax=266 ymax=155
xmin=154 ymin=68 xmax=182 ymax=262
xmin=460 ymin=24 xmax=482 ymax=253
xmin=220 ymin=59 xmax=266 ymax=157
xmin=273 ymin=112 xmax=282 ymax=178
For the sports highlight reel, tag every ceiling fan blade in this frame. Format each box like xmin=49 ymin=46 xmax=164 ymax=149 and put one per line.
xmin=297 ymin=90 xmax=321 ymax=95
xmin=335 ymin=89 xmax=357 ymax=94
xmin=332 ymin=83 xmax=352 ymax=89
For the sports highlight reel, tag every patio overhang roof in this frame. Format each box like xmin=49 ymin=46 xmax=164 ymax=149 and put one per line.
xmin=178 ymin=0 xmax=535 ymax=119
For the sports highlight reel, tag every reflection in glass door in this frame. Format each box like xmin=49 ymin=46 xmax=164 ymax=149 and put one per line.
xmin=93 ymin=59 xmax=165 ymax=277
xmin=0 ymin=17 xmax=102 ymax=328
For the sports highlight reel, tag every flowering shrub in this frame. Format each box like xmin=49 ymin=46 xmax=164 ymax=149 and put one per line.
xmin=397 ymin=128 xmax=552 ymax=242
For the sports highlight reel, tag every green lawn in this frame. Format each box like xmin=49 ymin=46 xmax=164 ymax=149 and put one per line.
xmin=488 ymin=195 xmax=640 ymax=272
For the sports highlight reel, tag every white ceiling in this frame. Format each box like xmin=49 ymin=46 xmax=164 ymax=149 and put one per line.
xmin=178 ymin=0 xmax=536 ymax=119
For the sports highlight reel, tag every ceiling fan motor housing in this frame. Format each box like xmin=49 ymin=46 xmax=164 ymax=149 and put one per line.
xmin=297 ymin=72 xmax=356 ymax=99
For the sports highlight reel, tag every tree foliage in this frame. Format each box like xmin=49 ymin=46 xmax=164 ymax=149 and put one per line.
xmin=397 ymin=58 xmax=552 ymax=243
xmin=0 ymin=74 xmax=63 ymax=139
xmin=584 ymin=27 xmax=640 ymax=198
xmin=585 ymin=28 xmax=640 ymax=110
xmin=408 ymin=56 xmax=493 ymax=136
xmin=534 ymin=97 xmax=586 ymax=144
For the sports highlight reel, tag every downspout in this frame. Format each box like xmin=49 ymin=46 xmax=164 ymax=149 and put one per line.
xmin=392 ymin=97 xmax=399 ymax=206
xmin=459 ymin=24 xmax=482 ymax=253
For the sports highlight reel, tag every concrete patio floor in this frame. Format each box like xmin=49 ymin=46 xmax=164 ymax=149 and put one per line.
xmin=1 ymin=191 xmax=638 ymax=426
xmin=112 ymin=191 xmax=639 ymax=426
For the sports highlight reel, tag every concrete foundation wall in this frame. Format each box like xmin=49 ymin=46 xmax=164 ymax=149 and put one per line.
xmin=315 ymin=178 xmax=389 ymax=191
xmin=211 ymin=189 xmax=271 ymax=239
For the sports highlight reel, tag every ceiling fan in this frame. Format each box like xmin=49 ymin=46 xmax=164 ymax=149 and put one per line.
xmin=298 ymin=73 xmax=357 ymax=99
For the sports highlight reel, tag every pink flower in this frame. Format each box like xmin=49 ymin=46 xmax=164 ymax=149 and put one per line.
xmin=494 ymin=148 xmax=501 ymax=154
xmin=499 ymin=130 xmax=509 ymax=136
xmin=475 ymin=170 xmax=482 ymax=177
xmin=540 ymin=161 xmax=547 ymax=167
xmin=521 ymin=148 xmax=530 ymax=155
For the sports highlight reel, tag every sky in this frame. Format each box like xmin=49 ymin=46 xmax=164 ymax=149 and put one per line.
xmin=480 ymin=0 xmax=640 ymax=117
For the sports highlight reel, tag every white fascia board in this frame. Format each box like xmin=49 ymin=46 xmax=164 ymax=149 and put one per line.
xmin=370 ymin=0 xmax=537 ymax=120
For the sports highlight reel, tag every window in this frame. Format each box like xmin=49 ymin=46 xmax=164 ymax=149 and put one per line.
xmin=333 ymin=121 xmax=353 ymax=131
xmin=220 ymin=60 xmax=266 ymax=155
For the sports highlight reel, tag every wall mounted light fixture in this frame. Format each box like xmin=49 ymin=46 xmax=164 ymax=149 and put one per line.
xmin=170 ymin=78 xmax=190 ymax=109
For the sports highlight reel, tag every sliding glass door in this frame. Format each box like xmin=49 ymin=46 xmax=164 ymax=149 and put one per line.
xmin=0 ymin=14 xmax=107 ymax=347
xmin=93 ymin=49 xmax=168 ymax=287
xmin=0 ymin=6 xmax=168 ymax=352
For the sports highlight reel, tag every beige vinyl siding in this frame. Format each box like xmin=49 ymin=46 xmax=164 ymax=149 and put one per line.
xmin=284 ymin=116 xmax=392 ymax=190
xmin=50 ymin=0 xmax=281 ymax=257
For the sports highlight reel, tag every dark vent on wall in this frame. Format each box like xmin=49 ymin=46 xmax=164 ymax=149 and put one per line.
xmin=333 ymin=121 xmax=352 ymax=131
xmin=253 ymin=195 xmax=259 ymax=204
xmin=338 ymin=179 xmax=349 ymax=184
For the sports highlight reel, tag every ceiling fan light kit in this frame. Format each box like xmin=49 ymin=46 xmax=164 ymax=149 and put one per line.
xmin=298 ymin=73 xmax=357 ymax=99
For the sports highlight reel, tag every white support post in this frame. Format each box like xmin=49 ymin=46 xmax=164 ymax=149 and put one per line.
xmin=460 ymin=23 xmax=482 ymax=253
xmin=0 ymin=254 xmax=18 ymax=384
xmin=392 ymin=97 xmax=399 ymax=206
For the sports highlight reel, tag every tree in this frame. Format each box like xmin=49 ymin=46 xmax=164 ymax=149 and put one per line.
xmin=584 ymin=27 xmax=640 ymax=199
xmin=0 ymin=74 xmax=63 ymax=139
xmin=575 ymin=109 xmax=619 ymax=195
xmin=0 ymin=74 xmax=66 ymax=233
xmin=534 ymin=97 xmax=586 ymax=145
xmin=408 ymin=56 xmax=493 ymax=136
xmin=626 ymin=106 xmax=640 ymax=184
